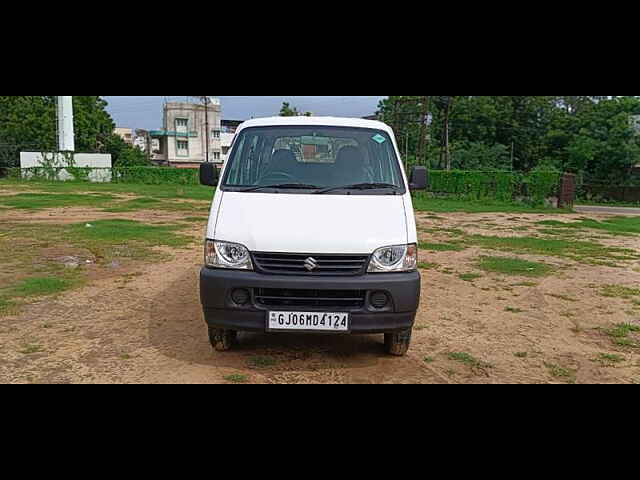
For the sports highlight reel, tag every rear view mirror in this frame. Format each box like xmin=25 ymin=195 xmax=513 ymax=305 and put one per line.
xmin=200 ymin=163 xmax=219 ymax=187
xmin=409 ymin=166 xmax=428 ymax=191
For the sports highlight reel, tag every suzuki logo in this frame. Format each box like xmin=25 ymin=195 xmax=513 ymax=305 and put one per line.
xmin=304 ymin=257 xmax=318 ymax=271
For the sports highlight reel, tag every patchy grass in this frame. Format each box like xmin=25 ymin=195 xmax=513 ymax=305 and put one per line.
xmin=512 ymin=281 xmax=539 ymax=287
xmin=101 ymin=197 xmax=163 ymax=212
xmin=477 ymin=256 xmax=552 ymax=277
xmin=418 ymin=262 xmax=440 ymax=270
xmin=544 ymin=362 xmax=576 ymax=383
xmin=600 ymin=285 xmax=640 ymax=299
xmin=103 ymin=198 xmax=208 ymax=213
xmin=422 ymin=227 xmax=465 ymax=236
xmin=459 ymin=273 xmax=483 ymax=282
xmin=514 ymin=352 xmax=528 ymax=358
xmin=463 ymin=234 xmax=638 ymax=265
xmin=593 ymin=353 xmax=626 ymax=366
xmin=67 ymin=219 xmax=192 ymax=260
xmin=0 ymin=272 xmax=81 ymax=314
xmin=419 ymin=242 xmax=465 ymax=252
xmin=8 ymin=276 xmax=75 ymax=297
xmin=548 ymin=293 xmax=579 ymax=302
xmin=537 ymin=217 xmax=640 ymax=236
xmin=0 ymin=180 xmax=215 ymax=202
xmin=423 ymin=357 xmax=435 ymax=364
xmin=412 ymin=196 xmax=573 ymax=214
xmin=603 ymin=323 xmax=640 ymax=348
xmin=448 ymin=352 xmax=493 ymax=371
xmin=248 ymin=356 xmax=277 ymax=369
xmin=0 ymin=298 xmax=15 ymax=316
xmin=19 ymin=343 xmax=44 ymax=355
xmin=505 ymin=306 xmax=525 ymax=313
xmin=0 ymin=192 xmax=116 ymax=210
xmin=0 ymin=219 xmax=193 ymax=316
xmin=604 ymin=323 xmax=640 ymax=338
xmin=224 ymin=374 xmax=249 ymax=383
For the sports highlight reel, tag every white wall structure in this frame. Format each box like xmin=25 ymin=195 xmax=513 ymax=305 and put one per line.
xmin=57 ymin=96 xmax=75 ymax=152
xmin=20 ymin=152 xmax=112 ymax=182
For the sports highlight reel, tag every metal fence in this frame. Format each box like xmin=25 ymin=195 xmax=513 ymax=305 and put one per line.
xmin=580 ymin=184 xmax=640 ymax=203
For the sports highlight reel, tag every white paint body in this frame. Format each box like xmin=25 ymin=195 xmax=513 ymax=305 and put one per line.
xmin=57 ymin=96 xmax=75 ymax=152
xmin=206 ymin=117 xmax=418 ymax=255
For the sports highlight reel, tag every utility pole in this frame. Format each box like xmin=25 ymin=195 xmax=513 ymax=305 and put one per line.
xmin=195 ymin=96 xmax=211 ymax=163
xmin=204 ymin=96 xmax=210 ymax=163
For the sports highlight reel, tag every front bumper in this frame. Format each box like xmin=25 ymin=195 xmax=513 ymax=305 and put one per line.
xmin=200 ymin=268 xmax=421 ymax=334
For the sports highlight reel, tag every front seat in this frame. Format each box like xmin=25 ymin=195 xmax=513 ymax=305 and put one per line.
xmin=333 ymin=146 xmax=370 ymax=184
xmin=262 ymin=149 xmax=299 ymax=181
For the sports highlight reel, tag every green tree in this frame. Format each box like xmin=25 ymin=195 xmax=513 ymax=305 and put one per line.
xmin=0 ymin=96 xmax=150 ymax=169
xmin=279 ymin=102 xmax=312 ymax=117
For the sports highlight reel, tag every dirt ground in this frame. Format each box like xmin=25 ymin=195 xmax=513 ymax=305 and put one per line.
xmin=1 ymin=206 xmax=639 ymax=384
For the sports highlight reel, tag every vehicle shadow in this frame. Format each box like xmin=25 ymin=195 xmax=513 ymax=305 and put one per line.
xmin=147 ymin=268 xmax=384 ymax=372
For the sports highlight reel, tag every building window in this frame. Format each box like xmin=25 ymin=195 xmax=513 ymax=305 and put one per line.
xmin=212 ymin=130 xmax=221 ymax=139
xmin=213 ymin=152 xmax=221 ymax=161
xmin=176 ymin=118 xmax=189 ymax=134
xmin=177 ymin=140 xmax=189 ymax=156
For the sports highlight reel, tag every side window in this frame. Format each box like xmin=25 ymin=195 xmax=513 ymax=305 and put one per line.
xmin=226 ymin=133 xmax=265 ymax=185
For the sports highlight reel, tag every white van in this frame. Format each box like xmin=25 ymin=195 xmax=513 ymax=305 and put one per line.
xmin=199 ymin=116 xmax=427 ymax=356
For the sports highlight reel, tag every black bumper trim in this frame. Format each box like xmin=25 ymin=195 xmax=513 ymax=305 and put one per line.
xmin=200 ymin=268 xmax=420 ymax=334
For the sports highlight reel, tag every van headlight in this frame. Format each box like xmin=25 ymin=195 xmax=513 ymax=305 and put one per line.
xmin=205 ymin=240 xmax=253 ymax=270
xmin=368 ymin=244 xmax=418 ymax=273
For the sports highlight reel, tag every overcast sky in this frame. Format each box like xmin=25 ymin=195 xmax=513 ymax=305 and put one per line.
xmin=102 ymin=96 xmax=387 ymax=130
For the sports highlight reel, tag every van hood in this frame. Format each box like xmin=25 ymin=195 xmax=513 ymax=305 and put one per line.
xmin=211 ymin=192 xmax=408 ymax=254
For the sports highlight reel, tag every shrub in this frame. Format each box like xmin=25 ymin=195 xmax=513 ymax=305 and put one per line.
xmin=426 ymin=170 xmax=561 ymax=205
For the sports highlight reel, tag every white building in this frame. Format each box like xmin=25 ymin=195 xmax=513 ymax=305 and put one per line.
xmin=114 ymin=127 xmax=134 ymax=145
xmin=150 ymin=99 xmax=223 ymax=168
xmin=220 ymin=119 xmax=243 ymax=163
xmin=133 ymin=135 xmax=147 ymax=152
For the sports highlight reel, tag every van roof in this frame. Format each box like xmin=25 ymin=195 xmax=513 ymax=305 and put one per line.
xmin=237 ymin=116 xmax=393 ymax=135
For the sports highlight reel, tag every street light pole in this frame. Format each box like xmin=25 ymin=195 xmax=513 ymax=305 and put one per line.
xmin=204 ymin=96 xmax=210 ymax=164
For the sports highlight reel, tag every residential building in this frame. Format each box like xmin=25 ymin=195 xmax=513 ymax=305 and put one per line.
xmin=114 ymin=127 xmax=134 ymax=145
xmin=133 ymin=129 xmax=149 ymax=152
xmin=150 ymin=99 xmax=223 ymax=168
xmin=221 ymin=119 xmax=243 ymax=163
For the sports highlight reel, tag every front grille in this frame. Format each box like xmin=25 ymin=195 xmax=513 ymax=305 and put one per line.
xmin=255 ymin=288 xmax=366 ymax=309
xmin=252 ymin=252 xmax=369 ymax=276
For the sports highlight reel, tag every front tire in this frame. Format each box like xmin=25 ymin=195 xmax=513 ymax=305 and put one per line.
xmin=384 ymin=328 xmax=412 ymax=356
xmin=208 ymin=327 xmax=237 ymax=352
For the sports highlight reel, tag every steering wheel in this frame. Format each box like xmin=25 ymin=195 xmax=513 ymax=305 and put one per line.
xmin=259 ymin=171 xmax=296 ymax=184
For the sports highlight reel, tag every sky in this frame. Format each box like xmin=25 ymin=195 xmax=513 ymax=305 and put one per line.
xmin=102 ymin=96 xmax=387 ymax=130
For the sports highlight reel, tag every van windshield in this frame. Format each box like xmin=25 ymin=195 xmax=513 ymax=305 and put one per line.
xmin=221 ymin=126 xmax=405 ymax=194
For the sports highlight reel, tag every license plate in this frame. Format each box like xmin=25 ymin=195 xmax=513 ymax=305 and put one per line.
xmin=268 ymin=311 xmax=350 ymax=332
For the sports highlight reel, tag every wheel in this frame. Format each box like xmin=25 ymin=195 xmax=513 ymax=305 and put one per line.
xmin=208 ymin=327 xmax=237 ymax=352
xmin=384 ymin=328 xmax=413 ymax=356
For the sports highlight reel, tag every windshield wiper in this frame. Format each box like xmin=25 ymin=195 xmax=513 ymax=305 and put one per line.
xmin=315 ymin=183 xmax=401 ymax=194
xmin=237 ymin=183 xmax=320 ymax=192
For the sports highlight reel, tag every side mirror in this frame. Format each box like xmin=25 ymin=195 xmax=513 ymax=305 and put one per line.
xmin=409 ymin=166 xmax=428 ymax=191
xmin=200 ymin=163 xmax=219 ymax=187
